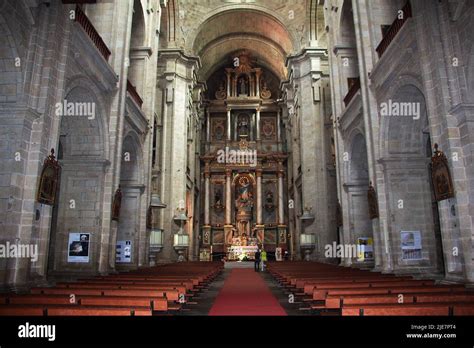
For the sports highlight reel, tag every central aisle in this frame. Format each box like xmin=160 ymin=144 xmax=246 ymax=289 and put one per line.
xmin=208 ymin=269 xmax=287 ymax=316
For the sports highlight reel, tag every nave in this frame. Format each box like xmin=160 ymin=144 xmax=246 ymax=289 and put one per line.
xmin=1 ymin=261 xmax=474 ymax=317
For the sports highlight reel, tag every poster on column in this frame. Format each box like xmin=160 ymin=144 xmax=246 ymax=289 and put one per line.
xmin=68 ymin=233 xmax=90 ymax=263
xmin=401 ymin=231 xmax=422 ymax=260
xmin=357 ymin=237 xmax=374 ymax=262
xmin=275 ymin=247 xmax=283 ymax=261
xmin=116 ymin=240 xmax=132 ymax=263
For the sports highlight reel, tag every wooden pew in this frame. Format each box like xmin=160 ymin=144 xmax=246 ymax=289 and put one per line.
xmin=342 ymin=303 xmax=451 ymax=316
xmin=0 ymin=306 xmax=44 ymax=316
xmin=313 ymin=285 xmax=466 ymax=301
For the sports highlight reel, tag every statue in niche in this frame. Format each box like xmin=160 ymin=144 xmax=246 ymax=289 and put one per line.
xmin=214 ymin=188 xmax=224 ymax=212
xmin=215 ymin=80 xmax=227 ymax=100
xmin=37 ymin=149 xmax=61 ymax=206
xmin=264 ymin=190 xmax=275 ymax=212
xmin=237 ymin=114 xmax=250 ymax=138
xmin=236 ymin=176 xmax=252 ymax=208
xmin=260 ymin=81 xmax=272 ymax=99
xmin=431 ymin=144 xmax=455 ymax=202
xmin=111 ymin=186 xmax=123 ymax=221
xmin=238 ymin=77 xmax=249 ymax=96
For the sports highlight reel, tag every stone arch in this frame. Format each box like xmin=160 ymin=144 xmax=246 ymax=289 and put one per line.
xmin=131 ymin=0 xmax=146 ymax=48
xmin=190 ymin=5 xmax=299 ymax=53
xmin=191 ymin=8 xmax=296 ymax=81
xmin=116 ymin=131 xmax=145 ymax=269
xmin=344 ymin=131 xmax=374 ymax=265
xmin=379 ymin=77 xmax=428 ymax=159
xmin=349 ymin=132 xmax=369 ymax=183
xmin=62 ymin=75 xmax=110 ymax=160
xmin=120 ymin=131 xmax=144 ymax=185
xmin=48 ymin=82 xmax=108 ymax=274
xmin=0 ymin=14 xmax=23 ymax=104
xmin=378 ymin=82 xmax=444 ymax=273
xmin=338 ymin=0 xmax=357 ymax=47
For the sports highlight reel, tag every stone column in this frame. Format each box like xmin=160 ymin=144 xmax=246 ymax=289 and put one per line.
xmin=206 ymin=108 xmax=210 ymax=143
xmin=157 ymin=50 xmax=201 ymax=262
xmin=224 ymin=168 xmax=233 ymax=245
xmin=277 ymin=108 xmax=282 ymax=151
xmin=225 ymin=169 xmax=232 ymax=224
xmin=255 ymin=168 xmax=265 ymax=246
xmin=256 ymin=169 xmax=263 ymax=224
xmin=204 ymin=168 xmax=210 ymax=226
xmin=226 ymin=107 xmax=232 ymax=141
xmin=202 ymin=165 xmax=211 ymax=249
xmin=226 ymin=71 xmax=231 ymax=97
xmin=286 ymin=49 xmax=334 ymax=261
xmin=256 ymin=106 xmax=261 ymax=141
xmin=278 ymin=167 xmax=285 ymax=225
xmin=256 ymin=70 xmax=261 ymax=97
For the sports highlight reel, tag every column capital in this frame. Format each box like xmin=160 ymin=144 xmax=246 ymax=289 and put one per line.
xmin=225 ymin=168 xmax=233 ymax=177
xmin=256 ymin=168 xmax=263 ymax=177
xmin=226 ymin=107 xmax=232 ymax=113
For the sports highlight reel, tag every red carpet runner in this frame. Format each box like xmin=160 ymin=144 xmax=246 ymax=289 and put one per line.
xmin=209 ymin=269 xmax=287 ymax=316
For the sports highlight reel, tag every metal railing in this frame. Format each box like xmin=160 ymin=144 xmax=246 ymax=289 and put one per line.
xmin=376 ymin=1 xmax=412 ymax=58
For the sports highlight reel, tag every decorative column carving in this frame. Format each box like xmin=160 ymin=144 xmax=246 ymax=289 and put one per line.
xmin=204 ymin=165 xmax=210 ymax=226
xmin=226 ymin=70 xmax=231 ymax=97
xmin=277 ymin=163 xmax=287 ymax=246
xmin=256 ymin=169 xmax=263 ymax=224
xmin=256 ymin=69 xmax=262 ymax=97
xmin=277 ymin=166 xmax=285 ymax=225
xmin=224 ymin=168 xmax=233 ymax=245
xmin=277 ymin=108 xmax=282 ymax=151
xmin=256 ymin=106 xmax=261 ymax=141
xmin=255 ymin=168 xmax=265 ymax=245
xmin=225 ymin=169 xmax=232 ymax=225
xmin=202 ymin=164 xmax=211 ymax=247
xmin=206 ymin=108 xmax=210 ymax=143
xmin=226 ymin=107 xmax=232 ymax=141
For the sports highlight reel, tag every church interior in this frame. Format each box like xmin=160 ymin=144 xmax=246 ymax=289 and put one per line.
xmin=1 ymin=0 xmax=474 ymax=328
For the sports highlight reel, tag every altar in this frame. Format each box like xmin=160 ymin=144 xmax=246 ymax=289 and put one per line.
xmin=227 ymin=236 xmax=258 ymax=261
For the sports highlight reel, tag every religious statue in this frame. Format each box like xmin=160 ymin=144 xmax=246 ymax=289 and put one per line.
xmin=214 ymin=188 xmax=224 ymax=212
xmin=36 ymin=149 xmax=61 ymax=206
xmin=260 ymin=81 xmax=272 ymax=99
xmin=235 ymin=176 xmax=252 ymax=208
xmin=237 ymin=114 xmax=250 ymax=138
xmin=264 ymin=190 xmax=275 ymax=212
xmin=238 ymin=77 xmax=248 ymax=96
xmin=112 ymin=186 xmax=123 ymax=221
xmin=431 ymin=144 xmax=455 ymax=202
xmin=215 ymin=80 xmax=227 ymax=100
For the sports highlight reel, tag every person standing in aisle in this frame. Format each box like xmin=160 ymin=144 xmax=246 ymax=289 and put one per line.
xmin=260 ymin=248 xmax=267 ymax=271
xmin=254 ymin=248 xmax=261 ymax=272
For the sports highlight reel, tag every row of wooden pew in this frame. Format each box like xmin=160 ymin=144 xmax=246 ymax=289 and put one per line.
xmin=268 ymin=262 xmax=474 ymax=316
xmin=0 ymin=262 xmax=223 ymax=316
